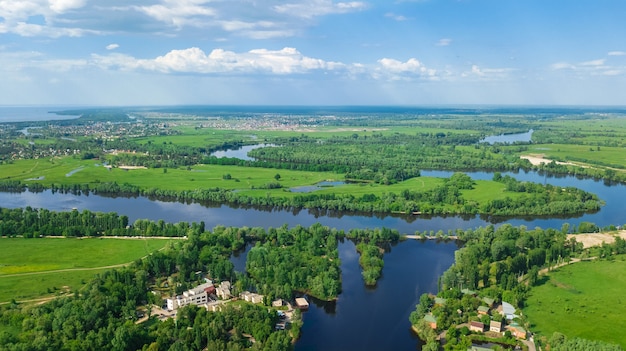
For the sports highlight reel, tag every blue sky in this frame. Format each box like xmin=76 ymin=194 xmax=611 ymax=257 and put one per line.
xmin=0 ymin=0 xmax=625 ymax=106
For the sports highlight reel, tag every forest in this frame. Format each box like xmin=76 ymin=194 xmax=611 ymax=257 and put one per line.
xmin=0 ymin=212 xmax=408 ymax=351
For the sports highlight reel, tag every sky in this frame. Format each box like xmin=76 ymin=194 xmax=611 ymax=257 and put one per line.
xmin=0 ymin=0 xmax=625 ymax=106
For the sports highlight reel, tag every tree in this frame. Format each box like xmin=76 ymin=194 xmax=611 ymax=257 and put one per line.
xmin=274 ymin=173 xmax=281 ymax=181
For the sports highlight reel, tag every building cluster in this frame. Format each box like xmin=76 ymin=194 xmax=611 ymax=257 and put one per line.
xmin=424 ymin=294 xmax=529 ymax=342
xmin=166 ymin=280 xmax=268 ymax=312
xmin=162 ymin=280 xmax=301 ymax=332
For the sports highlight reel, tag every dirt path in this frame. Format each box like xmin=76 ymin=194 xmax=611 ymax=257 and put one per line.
xmin=538 ymin=258 xmax=582 ymax=275
xmin=0 ymin=263 xmax=131 ymax=278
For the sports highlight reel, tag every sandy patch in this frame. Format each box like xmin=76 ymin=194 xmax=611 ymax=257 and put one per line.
xmin=568 ymin=230 xmax=626 ymax=248
xmin=118 ymin=165 xmax=148 ymax=170
xmin=520 ymin=154 xmax=584 ymax=168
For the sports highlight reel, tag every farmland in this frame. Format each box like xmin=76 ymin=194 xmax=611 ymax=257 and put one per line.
xmin=0 ymin=237 xmax=176 ymax=302
xmin=524 ymin=256 xmax=626 ymax=348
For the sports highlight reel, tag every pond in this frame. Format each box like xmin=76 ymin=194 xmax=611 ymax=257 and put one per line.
xmin=480 ymin=130 xmax=533 ymax=144
xmin=290 ymin=181 xmax=347 ymax=193
xmin=209 ymin=143 xmax=275 ymax=161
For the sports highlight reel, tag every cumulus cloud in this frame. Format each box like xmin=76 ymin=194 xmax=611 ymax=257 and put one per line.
xmin=274 ymin=0 xmax=366 ymax=18
xmin=94 ymin=47 xmax=346 ymax=75
xmin=106 ymin=43 xmax=119 ymax=50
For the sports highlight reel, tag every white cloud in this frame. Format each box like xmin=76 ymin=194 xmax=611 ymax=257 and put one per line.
xmin=384 ymin=12 xmax=407 ymax=21
xmin=7 ymin=22 xmax=91 ymax=37
xmin=374 ymin=58 xmax=436 ymax=80
xmin=94 ymin=47 xmax=346 ymax=75
xmin=550 ymin=57 xmax=623 ymax=77
xmin=274 ymin=0 xmax=366 ymax=18
xmin=608 ymin=51 xmax=626 ymax=56
xmin=0 ymin=1 xmax=45 ymax=21
xmin=49 ymin=0 xmax=86 ymax=14
xmin=580 ymin=59 xmax=605 ymax=66
xmin=134 ymin=0 xmax=216 ymax=28
xmin=106 ymin=43 xmax=119 ymax=50
xmin=436 ymin=38 xmax=451 ymax=46
xmin=461 ymin=64 xmax=513 ymax=80
xmin=551 ymin=62 xmax=575 ymax=70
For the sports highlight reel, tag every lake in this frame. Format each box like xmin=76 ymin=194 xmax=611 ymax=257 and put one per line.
xmin=480 ymin=130 xmax=533 ymax=144
xmin=210 ymin=144 xmax=275 ymax=161
xmin=1 ymin=169 xmax=625 ymax=350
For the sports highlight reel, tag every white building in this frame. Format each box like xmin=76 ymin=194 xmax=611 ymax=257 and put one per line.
xmin=216 ymin=281 xmax=232 ymax=300
xmin=166 ymin=282 xmax=213 ymax=310
xmin=240 ymin=291 xmax=264 ymax=304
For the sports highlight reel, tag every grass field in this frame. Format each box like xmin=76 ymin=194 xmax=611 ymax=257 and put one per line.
xmin=524 ymin=257 xmax=626 ymax=347
xmin=523 ymin=144 xmax=626 ymax=169
xmin=0 ymin=156 xmax=541 ymax=209
xmin=0 ymin=237 xmax=176 ymax=302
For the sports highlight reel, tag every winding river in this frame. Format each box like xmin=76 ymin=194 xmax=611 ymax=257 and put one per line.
xmin=1 ymin=169 xmax=624 ymax=350
xmin=2 ymin=106 xmax=624 ymax=349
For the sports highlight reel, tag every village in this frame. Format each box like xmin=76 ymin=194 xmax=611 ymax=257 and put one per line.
xmin=146 ymin=279 xmax=309 ymax=333
xmin=421 ymin=289 xmax=533 ymax=351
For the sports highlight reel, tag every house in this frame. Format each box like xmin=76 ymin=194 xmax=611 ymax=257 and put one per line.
xmin=482 ymin=296 xmax=495 ymax=307
xmin=498 ymin=301 xmax=519 ymax=320
xmin=272 ymin=299 xmax=284 ymax=307
xmin=507 ymin=323 xmax=527 ymax=339
xmin=206 ymin=301 xmax=222 ymax=312
xmin=295 ymin=297 xmax=309 ymax=310
xmin=469 ymin=321 xmax=484 ymax=333
xmin=423 ymin=313 xmax=437 ymax=329
xmin=216 ymin=281 xmax=232 ymax=300
xmin=240 ymin=291 xmax=264 ymax=304
xmin=461 ymin=288 xmax=477 ymax=296
xmin=468 ymin=346 xmax=494 ymax=351
xmin=477 ymin=306 xmax=490 ymax=315
xmin=489 ymin=320 xmax=502 ymax=333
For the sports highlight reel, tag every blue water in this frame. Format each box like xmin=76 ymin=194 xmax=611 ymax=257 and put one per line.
xmin=5 ymin=105 xmax=626 ymax=123
xmin=481 ymin=130 xmax=533 ymax=144
xmin=0 ymin=106 xmax=81 ymax=122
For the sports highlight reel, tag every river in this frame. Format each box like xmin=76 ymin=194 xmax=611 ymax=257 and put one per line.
xmin=1 ymin=170 xmax=624 ymax=350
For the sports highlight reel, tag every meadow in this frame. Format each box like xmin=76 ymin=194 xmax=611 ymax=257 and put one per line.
xmin=0 ymin=237 xmax=176 ymax=302
xmin=1 ymin=156 xmax=521 ymax=207
xmin=524 ymin=257 xmax=626 ymax=347
xmin=523 ymin=143 xmax=626 ymax=169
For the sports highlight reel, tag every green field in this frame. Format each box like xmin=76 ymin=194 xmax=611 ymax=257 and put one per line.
xmin=0 ymin=237 xmax=176 ymax=302
xmin=1 ymin=156 xmax=525 ymax=205
xmin=0 ymin=155 xmax=567 ymax=217
xmin=523 ymin=143 xmax=626 ymax=169
xmin=524 ymin=257 xmax=626 ymax=347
